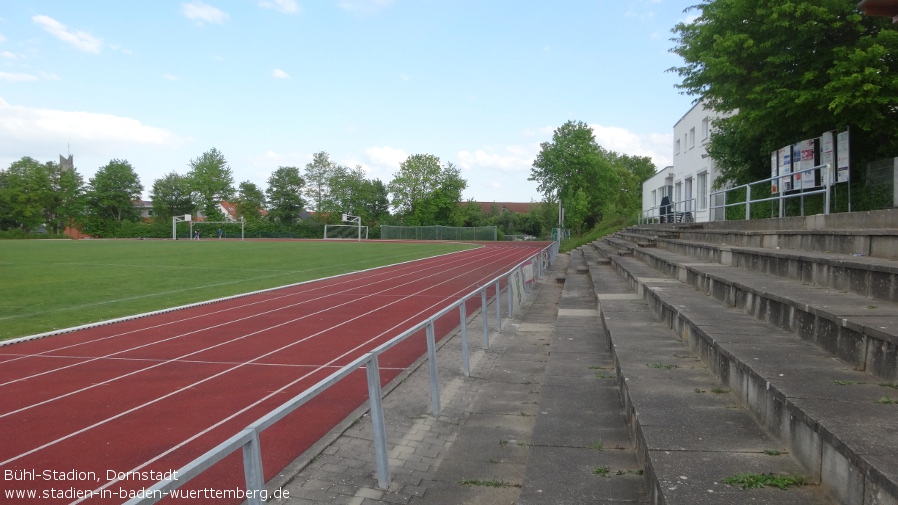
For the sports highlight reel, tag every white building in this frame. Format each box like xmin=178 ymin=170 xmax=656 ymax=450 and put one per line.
xmin=642 ymin=98 xmax=722 ymax=223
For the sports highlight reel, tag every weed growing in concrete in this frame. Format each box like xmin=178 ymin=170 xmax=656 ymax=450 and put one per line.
xmin=879 ymin=382 xmax=898 ymax=389
xmin=723 ymin=473 xmax=806 ymax=490
xmin=694 ymin=388 xmax=706 ymax=393
xmin=710 ymin=388 xmax=730 ymax=394
xmin=593 ymin=466 xmax=611 ymax=477
xmin=876 ymin=396 xmax=895 ymax=405
xmin=647 ymin=363 xmax=678 ymax=369
xmin=592 ymin=441 xmax=603 ymax=451
xmin=763 ymin=449 xmax=783 ymax=456
xmin=458 ymin=478 xmax=520 ymax=488
xmin=834 ymin=380 xmax=865 ymax=386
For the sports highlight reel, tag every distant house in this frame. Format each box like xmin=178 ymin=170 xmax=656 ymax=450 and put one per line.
xmin=217 ymin=201 xmax=240 ymax=222
xmin=134 ymin=200 xmax=154 ymax=220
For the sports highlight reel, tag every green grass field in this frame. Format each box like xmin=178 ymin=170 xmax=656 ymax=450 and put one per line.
xmin=0 ymin=239 xmax=475 ymax=341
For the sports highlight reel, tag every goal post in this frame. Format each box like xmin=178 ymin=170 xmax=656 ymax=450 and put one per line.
xmin=323 ymin=224 xmax=369 ymax=240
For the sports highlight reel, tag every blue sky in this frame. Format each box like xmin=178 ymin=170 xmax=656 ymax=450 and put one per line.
xmin=0 ymin=0 xmax=697 ymax=203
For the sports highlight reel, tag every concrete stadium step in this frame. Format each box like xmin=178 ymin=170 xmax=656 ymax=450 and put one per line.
xmin=601 ymin=236 xmax=898 ymax=381
xmin=518 ymin=250 xmax=650 ymax=504
xmin=591 ymin=243 xmax=898 ymax=505
xmin=654 ymin=236 xmax=898 ymax=305
xmin=630 ymin=209 xmax=898 ymax=261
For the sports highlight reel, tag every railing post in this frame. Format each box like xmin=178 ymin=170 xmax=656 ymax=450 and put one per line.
xmin=480 ymin=287 xmax=489 ymax=349
xmin=425 ymin=321 xmax=441 ymax=416
xmin=459 ymin=302 xmax=470 ymax=377
xmin=242 ymin=429 xmax=265 ymax=505
xmin=507 ymin=273 xmax=513 ymax=316
xmin=745 ymin=184 xmax=751 ymax=220
xmin=365 ymin=355 xmax=391 ymax=489
xmin=495 ymin=280 xmax=502 ymax=333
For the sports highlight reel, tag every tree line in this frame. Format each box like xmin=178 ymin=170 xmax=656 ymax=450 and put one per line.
xmin=0 ymin=147 xmax=575 ymax=239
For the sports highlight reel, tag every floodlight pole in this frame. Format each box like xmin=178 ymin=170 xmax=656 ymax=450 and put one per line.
xmin=342 ymin=213 xmax=362 ymax=241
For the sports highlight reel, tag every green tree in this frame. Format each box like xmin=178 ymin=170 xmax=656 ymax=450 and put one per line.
xmin=606 ymin=152 xmax=655 ymax=218
xmin=460 ymin=201 xmax=486 ymax=227
xmin=518 ymin=202 xmax=547 ymax=237
xmin=360 ymin=178 xmax=391 ymax=224
xmin=266 ymin=166 xmax=305 ymax=224
xmin=150 ymin=172 xmax=195 ymax=223
xmin=670 ymin=0 xmax=898 ymax=185
xmin=45 ymin=160 xmax=85 ymax=235
xmin=235 ymin=181 xmax=266 ymax=222
xmin=529 ymin=121 xmax=620 ymax=232
xmin=0 ymin=157 xmax=52 ymax=232
xmin=388 ymin=154 xmax=467 ymax=226
xmin=84 ymin=159 xmax=143 ymax=235
xmin=188 ymin=148 xmax=234 ymax=220
xmin=303 ymin=151 xmax=337 ymax=220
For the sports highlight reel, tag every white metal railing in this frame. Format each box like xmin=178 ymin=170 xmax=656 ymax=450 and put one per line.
xmin=638 ymin=197 xmax=696 ymax=224
xmin=124 ymin=241 xmax=558 ymax=505
xmin=709 ymin=164 xmax=831 ymax=221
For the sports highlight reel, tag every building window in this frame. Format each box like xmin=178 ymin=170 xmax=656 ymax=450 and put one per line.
xmin=675 ymin=139 xmax=680 ymax=155
xmin=697 ymin=171 xmax=708 ymax=210
xmin=688 ymin=127 xmax=696 ymax=149
xmin=701 ymin=117 xmax=709 ymax=139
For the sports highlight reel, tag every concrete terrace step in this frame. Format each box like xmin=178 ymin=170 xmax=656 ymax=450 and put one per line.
xmin=591 ymin=242 xmax=898 ymax=505
xmin=656 ymin=237 xmax=898 ymax=304
xmin=629 ymin=209 xmax=898 ymax=261
xmin=601 ymin=236 xmax=898 ymax=381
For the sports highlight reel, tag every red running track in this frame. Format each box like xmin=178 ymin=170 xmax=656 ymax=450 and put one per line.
xmin=0 ymin=242 xmax=548 ymax=504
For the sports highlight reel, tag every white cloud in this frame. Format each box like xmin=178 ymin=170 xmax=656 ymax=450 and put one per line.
xmin=365 ymin=145 xmax=407 ymax=168
xmin=181 ymin=2 xmax=229 ymax=25
xmin=32 ymin=15 xmax=102 ymax=53
xmin=258 ymin=0 xmax=300 ymax=13
xmin=0 ymin=33 xmax=6 ymax=43
xmin=0 ymin=98 xmax=184 ymax=156
xmin=2 ymin=51 xmax=17 ymax=60
xmin=456 ymin=146 xmax=536 ymax=174
xmin=0 ymin=72 xmax=38 ymax=82
xmin=163 ymin=73 xmax=179 ymax=81
xmin=337 ymin=0 xmax=394 ymax=14
xmin=589 ymin=123 xmax=672 ymax=169
xmin=272 ymin=68 xmax=290 ymax=79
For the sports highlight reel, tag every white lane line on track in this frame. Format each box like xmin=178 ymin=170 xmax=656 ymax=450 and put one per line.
xmin=0 ymin=246 xmax=500 ymax=384
xmin=74 ymin=247 xmax=538 ymax=503
xmin=0 ymin=244 xmax=528 ymax=456
xmin=0 ymin=248 xmax=507 ymax=419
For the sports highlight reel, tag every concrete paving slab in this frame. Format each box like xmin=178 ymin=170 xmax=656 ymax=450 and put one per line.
xmin=518 ymin=446 xmax=648 ymax=505
xmin=647 ymin=450 xmax=833 ymax=505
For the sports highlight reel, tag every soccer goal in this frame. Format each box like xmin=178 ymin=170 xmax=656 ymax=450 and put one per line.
xmin=323 ymin=224 xmax=369 ymax=240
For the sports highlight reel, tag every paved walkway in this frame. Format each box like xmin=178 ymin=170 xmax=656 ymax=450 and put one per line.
xmin=272 ymin=253 xmax=649 ymax=504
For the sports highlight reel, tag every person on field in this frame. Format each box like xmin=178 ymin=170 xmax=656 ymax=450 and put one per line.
xmin=218 ymin=228 xmax=223 ymax=240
